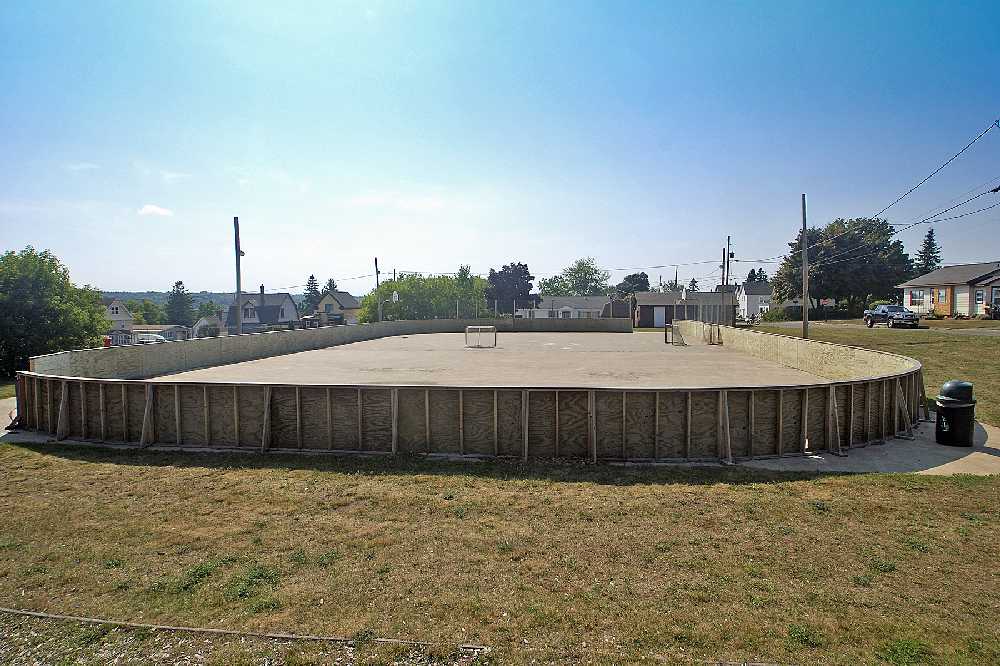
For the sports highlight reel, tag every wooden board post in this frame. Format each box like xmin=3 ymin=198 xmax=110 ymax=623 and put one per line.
xmin=829 ymin=385 xmax=844 ymax=456
xmin=522 ymin=389 xmax=529 ymax=462
xmin=896 ymin=379 xmax=913 ymax=439
xmin=458 ymin=389 xmax=464 ymax=455
xmin=718 ymin=390 xmax=733 ymax=464
xmin=261 ymin=386 xmax=272 ymax=452
xmin=391 ymin=388 xmax=399 ymax=455
xmin=685 ymin=391 xmax=692 ymax=460
xmin=79 ymin=381 xmax=87 ymax=439
xmin=424 ymin=389 xmax=431 ymax=452
xmin=777 ymin=389 xmax=784 ymax=455
xmin=233 ymin=386 xmax=240 ymax=447
xmin=98 ymin=383 xmax=107 ymax=441
xmin=492 ymin=390 xmax=499 ymax=456
xmin=621 ymin=391 xmax=627 ymax=460
xmin=203 ymin=385 xmax=210 ymax=446
xmin=56 ymin=381 xmax=70 ymax=440
xmin=653 ymin=392 xmax=660 ymax=460
xmin=174 ymin=385 xmax=182 ymax=446
xmin=139 ymin=384 xmax=155 ymax=447
xmin=356 ymin=388 xmax=363 ymax=451
xmin=121 ymin=384 xmax=129 ymax=442
xmin=588 ymin=390 xmax=597 ymax=463
xmin=800 ymin=389 xmax=808 ymax=453
xmin=326 ymin=388 xmax=334 ymax=449
xmin=554 ymin=390 xmax=560 ymax=457
xmin=295 ymin=386 xmax=302 ymax=449
xmin=864 ymin=382 xmax=872 ymax=443
xmin=847 ymin=384 xmax=854 ymax=448
xmin=748 ymin=390 xmax=755 ymax=458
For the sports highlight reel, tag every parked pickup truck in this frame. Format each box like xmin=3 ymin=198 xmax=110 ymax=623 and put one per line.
xmin=863 ymin=304 xmax=920 ymax=328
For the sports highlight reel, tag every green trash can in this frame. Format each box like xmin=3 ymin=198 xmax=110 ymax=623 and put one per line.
xmin=935 ymin=380 xmax=975 ymax=447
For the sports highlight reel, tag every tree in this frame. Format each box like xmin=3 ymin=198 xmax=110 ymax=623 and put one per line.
xmin=537 ymin=257 xmax=610 ymax=296
xmin=165 ymin=281 xmax=195 ymax=326
xmin=134 ymin=299 xmax=165 ymax=325
xmin=744 ymin=268 xmax=768 ymax=285
xmin=913 ymin=228 xmax=942 ymax=276
xmin=662 ymin=278 xmax=681 ymax=292
xmin=485 ymin=262 xmax=535 ymax=314
xmin=196 ymin=300 xmax=221 ymax=319
xmin=614 ymin=272 xmax=650 ymax=297
xmin=322 ymin=278 xmax=338 ymax=295
xmin=771 ymin=218 xmax=912 ymax=315
xmin=687 ymin=278 xmax=699 ymax=291
xmin=303 ymin=274 xmax=322 ymax=313
xmin=358 ymin=268 xmax=488 ymax=322
xmin=0 ymin=247 xmax=108 ymax=376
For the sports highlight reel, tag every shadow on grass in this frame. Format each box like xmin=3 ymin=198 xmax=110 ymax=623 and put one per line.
xmin=0 ymin=436 xmax=837 ymax=487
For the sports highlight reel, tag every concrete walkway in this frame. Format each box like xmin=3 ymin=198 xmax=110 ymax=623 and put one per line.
xmin=3 ymin=396 xmax=997 ymax=475
xmin=744 ymin=416 xmax=1000 ymax=475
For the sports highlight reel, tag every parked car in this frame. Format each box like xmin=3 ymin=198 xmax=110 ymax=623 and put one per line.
xmin=135 ymin=333 xmax=168 ymax=344
xmin=863 ymin=304 xmax=920 ymax=328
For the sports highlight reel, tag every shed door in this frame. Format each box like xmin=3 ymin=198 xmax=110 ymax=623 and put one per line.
xmin=653 ymin=306 xmax=666 ymax=327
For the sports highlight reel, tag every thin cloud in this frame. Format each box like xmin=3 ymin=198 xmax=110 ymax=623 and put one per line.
xmin=65 ymin=162 xmax=99 ymax=171
xmin=160 ymin=170 xmax=192 ymax=183
xmin=137 ymin=204 xmax=174 ymax=217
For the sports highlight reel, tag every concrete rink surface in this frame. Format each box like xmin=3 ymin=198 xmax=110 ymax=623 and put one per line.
xmin=152 ymin=331 xmax=824 ymax=389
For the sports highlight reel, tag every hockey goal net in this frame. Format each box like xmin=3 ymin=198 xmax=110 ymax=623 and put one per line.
xmin=465 ymin=325 xmax=497 ymax=348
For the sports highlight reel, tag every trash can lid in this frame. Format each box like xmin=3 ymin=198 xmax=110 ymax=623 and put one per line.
xmin=937 ymin=380 xmax=974 ymax=404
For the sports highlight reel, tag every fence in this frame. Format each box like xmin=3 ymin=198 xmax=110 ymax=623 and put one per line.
xmin=14 ymin=319 xmax=924 ymax=463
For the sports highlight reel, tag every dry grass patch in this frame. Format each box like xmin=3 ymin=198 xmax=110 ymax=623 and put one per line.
xmin=0 ymin=442 xmax=997 ymax=664
xmin=757 ymin=325 xmax=1000 ymax=425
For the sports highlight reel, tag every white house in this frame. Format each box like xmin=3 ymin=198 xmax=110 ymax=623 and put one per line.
xmin=896 ymin=261 xmax=1000 ymax=316
xmin=736 ymin=282 xmax=772 ymax=320
xmin=225 ymin=286 xmax=301 ymax=334
xmin=102 ymin=298 xmax=134 ymax=332
xmin=516 ymin=296 xmax=619 ymax=319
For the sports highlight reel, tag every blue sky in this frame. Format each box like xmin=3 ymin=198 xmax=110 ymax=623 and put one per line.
xmin=1 ymin=1 xmax=998 ymax=295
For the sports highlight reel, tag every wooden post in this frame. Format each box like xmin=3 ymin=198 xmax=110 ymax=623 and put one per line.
xmin=492 ymin=390 xmax=498 ymax=456
xmin=847 ymin=384 xmax=854 ymax=448
xmin=140 ymin=384 xmax=154 ymax=447
xmin=864 ymin=382 xmax=872 ymax=443
xmin=458 ymin=389 xmax=464 ymax=455
xmin=919 ymin=371 xmax=930 ymax=421
xmin=33 ymin=377 xmax=40 ymax=431
xmin=46 ymin=380 xmax=53 ymax=434
xmin=800 ymin=389 xmax=808 ymax=453
xmin=391 ymin=388 xmax=398 ymax=455
xmin=261 ymin=386 xmax=272 ymax=451
xmin=79 ymin=381 xmax=87 ymax=439
xmin=56 ymin=381 xmax=70 ymax=440
xmin=896 ymin=380 xmax=913 ymax=438
xmin=295 ymin=386 xmax=303 ymax=449
xmin=233 ymin=385 xmax=240 ymax=447
xmin=685 ymin=391 xmax=692 ymax=459
xmin=621 ymin=391 xmax=627 ymax=460
xmin=326 ymin=388 xmax=334 ymax=449
xmin=748 ymin=390 xmax=756 ymax=458
xmin=717 ymin=390 xmax=733 ymax=464
xmin=825 ymin=386 xmax=834 ymax=452
xmin=203 ymin=386 xmax=210 ymax=446
xmin=829 ymin=386 xmax=844 ymax=456
xmin=98 ymin=383 xmax=107 ymax=441
xmin=588 ymin=390 xmax=597 ymax=463
xmin=425 ymin=389 xmax=431 ymax=452
xmin=521 ymin=389 xmax=529 ymax=462
xmin=357 ymin=388 xmax=363 ymax=450
xmin=880 ymin=380 xmax=888 ymax=442
xmin=121 ymin=384 xmax=129 ymax=441
xmin=554 ymin=390 xmax=560 ymax=457
xmin=174 ymin=385 xmax=182 ymax=446
xmin=653 ymin=392 xmax=660 ymax=460
xmin=892 ymin=378 xmax=900 ymax=436
xmin=777 ymin=389 xmax=784 ymax=456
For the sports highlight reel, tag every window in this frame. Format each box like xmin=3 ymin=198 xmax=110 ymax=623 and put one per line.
xmin=324 ymin=304 xmax=333 ymax=313
xmin=279 ymin=307 xmax=285 ymax=318
xmin=243 ymin=307 xmax=255 ymax=319
xmin=938 ymin=289 xmax=946 ymax=301
xmin=548 ymin=310 xmax=556 ymax=317
xmin=110 ymin=305 xmax=119 ymax=315
xmin=909 ymin=289 xmax=924 ymax=306
xmin=976 ymin=289 xmax=984 ymax=305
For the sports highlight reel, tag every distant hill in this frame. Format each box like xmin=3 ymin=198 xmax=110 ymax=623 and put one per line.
xmin=103 ymin=291 xmax=306 ymax=307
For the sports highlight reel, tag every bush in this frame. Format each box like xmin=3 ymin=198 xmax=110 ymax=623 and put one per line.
xmin=869 ymin=299 xmax=893 ymax=309
xmin=761 ymin=308 xmax=791 ymax=322
xmin=923 ymin=312 xmax=941 ymax=320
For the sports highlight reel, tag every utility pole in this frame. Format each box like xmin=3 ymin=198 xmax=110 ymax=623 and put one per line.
xmin=725 ymin=235 xmax=732 ymax=287
xmin=801 ymin=193 xmax=809 ymax=340
xmin=375 ymin=257 xmax=381 ymax=322
xmin=720 ymin=247 xmax=727 ymax=289
xmin=234 ymin=217 xmax=244 ymax=335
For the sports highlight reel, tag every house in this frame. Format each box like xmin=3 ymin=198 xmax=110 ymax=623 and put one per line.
xmin=633 ymin=290 xmax=737 ymax=327
xmin=736 ymin=282 xmax=772 ymax=320
xmin=192 ymin=315 xmax=225 ymax=338
xmin=315 ymin=290 xmax=362 ymax=324
xmin=897 ymin=261 xmax=1000 ymax=316
xmin=515 ymin=296 xmax=625 ymax=319
xmin=102 ymin=298 xmax=134 ymax=333
xmin=225 ymin=285 xmax=301 ymax=334
xmin=132 ymin=324 xmax=191 ymax=341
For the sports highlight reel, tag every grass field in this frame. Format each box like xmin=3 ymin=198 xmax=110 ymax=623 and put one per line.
xmin=809 ymin=318 xmax=1000 ymax=330
xmin=1 ymin=442 xmax=997 ymax=664
xmin=757 ymin=325 xmax=1000 ymax=426
xmin=0 ymin=381 xmax=14 ymax=401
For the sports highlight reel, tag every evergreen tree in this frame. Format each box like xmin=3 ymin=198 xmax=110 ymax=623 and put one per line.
xmin=165 ymin=281 xmax=194 ymax=326
xmin=745 ymin=268 xmax=757 ymax=283
xmin=322 ymin=278 xmax=338 ymax=295
xmin=687 ymin=278 xmax=699 ymax=291
xmin=913 ymin=228 xmax=942 ymax=276
xmin=303 ymin=274 xmax=322 ymax=313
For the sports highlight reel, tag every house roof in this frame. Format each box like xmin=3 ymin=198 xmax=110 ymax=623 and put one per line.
xmin=537 ymin=296 xmax=614 ymax=310
xmin=897 ymin=261 xmax=1000 ymax=288
xmin=740 ymin=281 xmax=772 ymax=296
xmin=322 ymin=290 xmax=361 ymax=309
xmin=714 ymin=285 xmax=738 ymax=293
xmin=634 ymin=291 xmax=682 ymax=306
xmin=225 ymin=292 xmax=299 ymax=326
